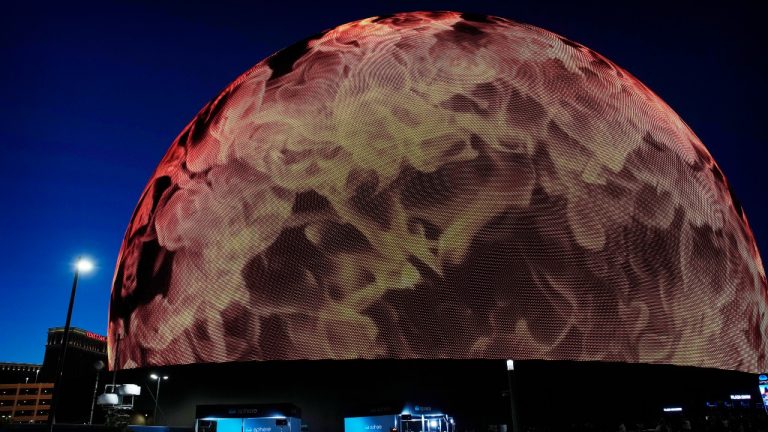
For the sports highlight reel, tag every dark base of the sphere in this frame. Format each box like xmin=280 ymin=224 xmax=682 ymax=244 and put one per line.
xmin=102 ymin=359 xmax=763 ymax=432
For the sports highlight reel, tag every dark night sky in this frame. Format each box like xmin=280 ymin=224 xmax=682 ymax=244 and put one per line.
xmin=0 ymin=0 xmax=765 ymax=365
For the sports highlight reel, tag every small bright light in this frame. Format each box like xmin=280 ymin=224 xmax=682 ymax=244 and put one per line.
xmin=430 ymin=420 xmax=438 ymax=428
xmin=163 ymin=376 xmax=169 ymax=380
xmin=663 ymin=407 xmax=683 ymax=412
xmin=150 ymin=374 xmax=159 ymax=380
xmin=731 ymin=394 xmax=751 ymax=400
xmin=76 ymin=258 xmax=94 ymax=273
xmin=506 ymin=359 xmax=515 ymax=371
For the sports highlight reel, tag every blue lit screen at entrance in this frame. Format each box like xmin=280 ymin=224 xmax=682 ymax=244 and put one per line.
xmin=344 ymin=415 xmax=397 ymax=432
xmin=215 ymin=419 xmax=242 ymax=432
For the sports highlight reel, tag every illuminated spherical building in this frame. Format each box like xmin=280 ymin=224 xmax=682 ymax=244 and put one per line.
xmin=109 ymin=10 xmax=766 ymax=371
xmin=108 ymin=10 xmax=766 ymax=428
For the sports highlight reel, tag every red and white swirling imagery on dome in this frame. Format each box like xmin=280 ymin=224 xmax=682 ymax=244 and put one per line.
xmin=108 ymin=11 xmax=767 ymax=372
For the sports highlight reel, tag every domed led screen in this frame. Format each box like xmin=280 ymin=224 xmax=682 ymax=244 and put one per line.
xmin=109 ymin=11 xmax=767 ymax=372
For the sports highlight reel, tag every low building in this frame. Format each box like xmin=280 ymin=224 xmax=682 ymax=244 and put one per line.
xmin=0 ymin=363 xmax=42 ymax=385
xmin=0 ymin=382 xmax=53 ymax=424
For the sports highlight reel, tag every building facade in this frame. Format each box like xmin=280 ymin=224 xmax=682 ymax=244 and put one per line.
xmin=40 ymin=327 xmax=108 ymax=424
xmin=0 ymin=363 xmax=49 ymax=424
xmin=0 ymin=382 xmax=53 ymax=424
xmin=40 ymin=326 xmax=108 ymax=380
xmin=0 ymin=327 xmax=108 ymax=425
xmin=0 ymin=363 xmax=42 ymax=385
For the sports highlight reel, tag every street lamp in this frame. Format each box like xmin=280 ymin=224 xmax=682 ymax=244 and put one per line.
xmin=89 ymin=360 xmax=105 ymax=425
xmin=506 ymin=359 xmax=519 ymax=432
xmin=150 ymin=374 xmax=168 ymax=424
xmin=76 ymin=258 xmax=94 ymax=273
xmin=48 ymin=256 xmax=94 ymax=432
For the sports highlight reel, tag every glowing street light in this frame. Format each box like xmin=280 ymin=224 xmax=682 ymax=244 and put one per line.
xmin=150 ymin=374 xmax=169 ymax=424
xmin=48 ymin=256 xmax=94 ymax=432
xmin=76 ymin=258 xmax=94 ymax=273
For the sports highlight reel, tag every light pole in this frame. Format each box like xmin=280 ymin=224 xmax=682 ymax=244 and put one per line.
xmin=89 ymin=360 xmax=105 ymax=424
xmin=48 ymin=257 xmax=94 ymax=432
xmin=150 ymin=374 xmax=168 ymax=425
xmin=506 ymin=359 xmax=520 ymax=432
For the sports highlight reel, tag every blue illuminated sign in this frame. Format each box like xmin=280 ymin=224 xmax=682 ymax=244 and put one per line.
xmin=244 ymin=418 xmax=300 ymax=432
xmin=196 ymin=417 xmax=300 ymax=432
xmin=344 ymin=415 xmax=397 ymax=432
xmin=402 ymin=404 xmax=443 ymax=416
xmin=214 ymin=418 xmax=243 ymax=432
xmin=759 ymin=374 xmax=768 ymax=408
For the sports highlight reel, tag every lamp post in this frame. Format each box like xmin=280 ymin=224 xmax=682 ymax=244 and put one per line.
xmin=89 ymin=360 xmax=105 ymax=424
xmin=48 ymin=257 xmax=94 ymax=432
xmin=506 ymin=359 xmax=520 ymax=432
xmin=150 ymin=374 xmax=168 ymax=425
